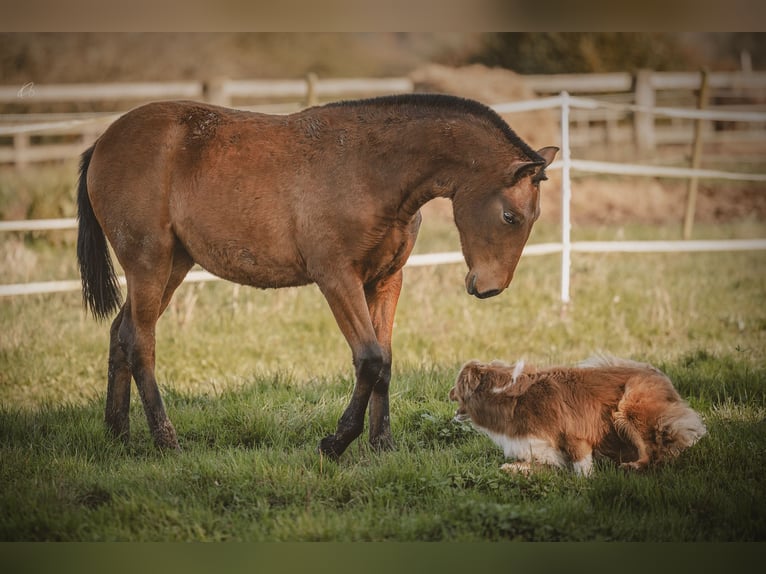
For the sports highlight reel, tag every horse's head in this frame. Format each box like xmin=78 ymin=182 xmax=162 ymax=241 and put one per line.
xmin=454 ymin=146 xmax=558 ymax=299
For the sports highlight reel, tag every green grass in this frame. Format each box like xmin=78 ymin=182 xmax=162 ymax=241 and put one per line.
xmin=1 ymin=163 xmax=765 ymax=541
xmin=1 ymin=362 xmax=764 ymax=541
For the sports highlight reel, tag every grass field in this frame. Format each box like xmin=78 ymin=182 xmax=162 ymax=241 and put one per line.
xmin=1 ymin=163 xmax=765 ymax=541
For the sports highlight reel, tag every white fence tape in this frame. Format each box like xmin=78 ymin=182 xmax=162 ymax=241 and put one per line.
xmin=0 ymin=218 xmax=78 ymax=231
xmin=0 ymin=115 xmax=120 ymax=136
xmin=2 ymin=92 xmax=765 ymax=301
xmin=3 ymin=239 xmax=764 ymax=298
xmin=568 ymin=159 xmax=766 ymax=182
xmin=567 ymin=95 xmax=766 ymax=122
xmin=571 ymin=239 xmax=766 ymax=253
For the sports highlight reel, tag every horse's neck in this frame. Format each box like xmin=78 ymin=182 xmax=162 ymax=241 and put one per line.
xmin=381 ymin=128 xmax=469 ymax=222
xmin=394 ymin=171 xmax=455 ymax=223
xmin=320 ymin=107 xmax=495 ymax=221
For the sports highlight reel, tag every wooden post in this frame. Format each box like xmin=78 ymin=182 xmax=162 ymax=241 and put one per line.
xmin=633 ymin=69 xmax=655 ymax=153
xmin=203 ymin=77 xmax=229 ymax=106
xmin=683 ymin=68 xmax=710 ymax=240
xmin=13 ymin=133 xmax=30 ymax=169
xmin=81 ymin=123 xmax=101 ymax=149
xmin=305 ymin=72 xmax=318 ymax=107
xmin=741 ymin=50 xmax=752 ymax=73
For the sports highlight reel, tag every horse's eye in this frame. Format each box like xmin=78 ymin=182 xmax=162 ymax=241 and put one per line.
xmin=503 ymin=211 xmax=519 ymax=226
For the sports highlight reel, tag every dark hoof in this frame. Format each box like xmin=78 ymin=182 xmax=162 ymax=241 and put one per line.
xmin=318 ymin=435 xmax=344 ymax=460
xmin=369 ymin=434 xmax=395 ymax=452
xmin=153 ymin=420 xmax=181 ymax=451
xmin=106 ymin=428 xmax=130 ymax=445
xmin=105 ymin=418 xmax=130 ymax=445
xmin=156 ymin=438 xmax=182 ymax=452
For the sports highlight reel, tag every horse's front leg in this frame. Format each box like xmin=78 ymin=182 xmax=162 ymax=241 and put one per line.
xmin=316 ymin=275 xmax=384 ymax=460
xmin=364 ymin=269 xmax=403 ymax=451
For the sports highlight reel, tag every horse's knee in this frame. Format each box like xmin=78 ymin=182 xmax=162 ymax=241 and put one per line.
xmin=375 ymin=361 xmax=391 ymax=387
xmin=355 ymin=344 xmax=387 ymax=383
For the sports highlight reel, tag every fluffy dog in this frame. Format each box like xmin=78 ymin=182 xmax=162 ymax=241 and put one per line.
xmin=449 ymin=355 xmax=706 ymax=476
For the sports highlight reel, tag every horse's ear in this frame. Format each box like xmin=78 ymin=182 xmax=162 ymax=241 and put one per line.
xmin=508 ymin=159 xmax=543 ymax=181
xmin=508 ymin=147 xmax=559 ymax=182
xmin=536 ymin=146 xmax=559 ymax=168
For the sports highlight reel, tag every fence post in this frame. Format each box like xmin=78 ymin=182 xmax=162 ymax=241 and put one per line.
xmin=634 ymin=69 xmax=656 ymax=152
xmin=305 ymin=73 xmax=318 ymax=107
xmin=203 ymin=77 xmax=229 ymax=106
xmin=560 ymin=91 xmax=572 ymax=305
xmin=683 ymin=68 xmax=710 ymax=240
xmin=13 ymin=133 xmax=30 ymax=169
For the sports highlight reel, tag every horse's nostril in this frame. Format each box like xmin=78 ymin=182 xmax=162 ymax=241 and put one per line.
xmin=466 ymin=273 xmax=478 ymax=295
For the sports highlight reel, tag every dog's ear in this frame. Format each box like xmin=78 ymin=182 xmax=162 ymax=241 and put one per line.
xmin=456 ymin=360 xmax=486 ymax=395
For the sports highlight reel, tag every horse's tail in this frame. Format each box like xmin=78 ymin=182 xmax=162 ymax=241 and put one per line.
xmin=76 ymin=144 xmax=123 ymax=320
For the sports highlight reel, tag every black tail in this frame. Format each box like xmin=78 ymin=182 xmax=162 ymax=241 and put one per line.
xmin=76 ymin=145 xmax=123 ymax=321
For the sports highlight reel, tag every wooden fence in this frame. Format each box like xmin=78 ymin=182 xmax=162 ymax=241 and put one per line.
xmin=1 ymin=70 xmax=766 ymax=167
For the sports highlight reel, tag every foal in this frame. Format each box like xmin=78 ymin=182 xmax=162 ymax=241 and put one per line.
xmin=77 ymin=94 xmax=558 ymax=456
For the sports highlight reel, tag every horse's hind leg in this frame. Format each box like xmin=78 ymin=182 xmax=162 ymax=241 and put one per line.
xmin=116 ymin=288 xmax=173 ymax=449
xmin=119 ymin=245 xmax=193 ymax=451
xmin=104 ymin=248 xmax=194 ymax=447
xmin=105 ymin=305 xmax=132 ymax=443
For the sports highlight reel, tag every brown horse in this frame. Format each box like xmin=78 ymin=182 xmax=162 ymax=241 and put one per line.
xmin=76 ymin=94 xmax=557 ymax=458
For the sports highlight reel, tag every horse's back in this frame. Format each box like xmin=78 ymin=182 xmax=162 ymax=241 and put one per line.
xmin=83 ymin=98 xmax=432 ymax=290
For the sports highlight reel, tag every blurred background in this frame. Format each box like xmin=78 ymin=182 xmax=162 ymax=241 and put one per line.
xmin=2 ymin=32 xmax=764 ymax=226
xmin=1 ymin=32 xmax=764 ymax=82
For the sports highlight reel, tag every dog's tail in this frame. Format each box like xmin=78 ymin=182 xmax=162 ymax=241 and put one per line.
xmin=577 ymin=353 xmax=659 ymax=373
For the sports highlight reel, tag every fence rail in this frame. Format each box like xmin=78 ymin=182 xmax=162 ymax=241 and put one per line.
xmin=523 ymin=70 xmax=766 ymax=94
xmin=3 ymin=69 xmax=766 ymax=166
xmin=2 ymin=92 xmax=765 ymax=303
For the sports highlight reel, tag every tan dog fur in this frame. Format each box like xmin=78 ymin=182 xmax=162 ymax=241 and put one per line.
xmin=449 ymin=355 xmax=706 ymax=476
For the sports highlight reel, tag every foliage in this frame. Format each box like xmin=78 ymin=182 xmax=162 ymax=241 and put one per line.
xmin=471 ymin=33 xmax=693 ymax=74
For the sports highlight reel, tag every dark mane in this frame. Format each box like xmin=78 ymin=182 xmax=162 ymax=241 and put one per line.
xmin=325 ymin=93 xmax=543 ymax=162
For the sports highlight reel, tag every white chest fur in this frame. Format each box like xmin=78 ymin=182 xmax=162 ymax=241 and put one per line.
xmin=480 ymin=428 xmax=567 ymax=469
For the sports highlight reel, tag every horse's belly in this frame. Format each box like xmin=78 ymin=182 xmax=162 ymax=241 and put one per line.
xmin=202 ymin=256 xmax=311 ymax=289
xmin=181 ymin=234 xmax=311 ymax=289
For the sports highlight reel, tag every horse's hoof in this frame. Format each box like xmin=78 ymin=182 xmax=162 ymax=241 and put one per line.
xmin=158 ymin=440 xmax=182 ymax=452
xmin=369 ymin=434 xmax=395 ymax=452
xmin=318 ymin=435 xmax=343 ymax=460
xmin=153 ymin=421 xmax=181 ymax=451
xmin=106 ymin=428 xmax=130 ymax=445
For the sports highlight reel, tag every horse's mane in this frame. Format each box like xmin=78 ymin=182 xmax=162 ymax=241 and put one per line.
xmin=325 ymin=93 xmax=543 ymax=162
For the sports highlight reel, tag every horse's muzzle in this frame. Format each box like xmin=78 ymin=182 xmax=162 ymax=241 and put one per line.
xmin=466 ymin=272 xmax=502 ymax=299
